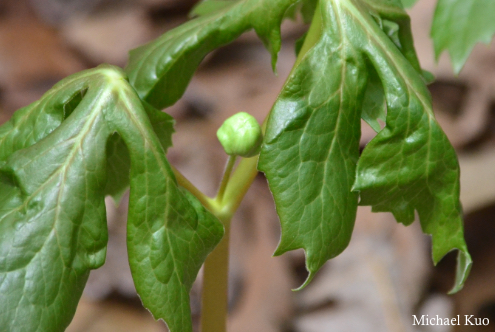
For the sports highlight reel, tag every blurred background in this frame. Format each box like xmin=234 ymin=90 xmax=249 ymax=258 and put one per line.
xmin=1 ymin=0 xmax=495 ymax=331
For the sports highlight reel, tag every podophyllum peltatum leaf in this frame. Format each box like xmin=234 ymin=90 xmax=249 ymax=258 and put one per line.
xmin=259 ymin=2 xmax=365 ymax=288
xmin=0 ymin=70 xmax=114 ymax=332
xmin=125 ymin=0 xmax=299 ymax=109
xmin=0 ymin=65 xmax=223 ymax=332
xmin=104 ymin=101 xmax=174 ymax=202
xmin=348 ymin=0 xmax=471 ymax=292
xmin=260 ymin=0 xmax=470 ymax=292
xmin=432 ymin=0 xmax=495 ymax=73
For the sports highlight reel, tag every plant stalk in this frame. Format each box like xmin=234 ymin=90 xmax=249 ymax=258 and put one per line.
xmin=216 ymin=155 xmax=237 ymax=204
xmin=200 ymin=218 xmax=231 ymax=332
xmin=199 ymin=3 xmax=323 ymax=331
xmin=171 ymin=166 xmax=214 ymax=210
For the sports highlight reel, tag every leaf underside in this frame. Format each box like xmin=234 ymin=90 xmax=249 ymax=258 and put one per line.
xmin=0 ymin=66 xmax=223 ymax=332
xmin=259 ymin=0 xmax=471 ymax=292
xmin=432 ymin=0 xmax=495 ymax=73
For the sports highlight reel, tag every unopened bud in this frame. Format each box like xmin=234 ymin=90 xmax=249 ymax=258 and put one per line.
xmin=217 ymin=112 xmax=263 ymax=157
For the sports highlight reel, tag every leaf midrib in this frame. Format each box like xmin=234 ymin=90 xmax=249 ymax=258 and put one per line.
xmin=117 ymin=89 xmax=184 ymax=288
xmin=0 ymin=71 xmax=99 ymax=149
xmin=0 ymin=88 xmax=110 ymax=273
xmin=340 ymin=0 xmax=435 ymax=192
xmin=129 ymin=2 xmax=240 ymax=98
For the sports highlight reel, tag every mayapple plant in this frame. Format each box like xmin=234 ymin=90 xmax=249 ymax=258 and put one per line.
xmin=1 ymin=0 xmax=493 ymax=331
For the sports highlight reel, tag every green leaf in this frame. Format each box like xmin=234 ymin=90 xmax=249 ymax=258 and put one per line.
xmin=0 ymin=65 xmax=223 ymax=332
xmin=362 ymin=65 xmax=387 ymax=133
xmin=0 ymin=74 xmax=92 ymax=162
xmin=300 ymin=0 xmax=318 ymax=23
xmin=432 ymin=0 xmax=495 ymax=73
xmin=104 ymin=134 xmax=131 ymax=202
xmin=382 ymin=20 xmax=401 ymax=48
xmin=189 ymin=0 xmax=236 ymax=18
xmin=421 ymin=69 xmax=435 ymax=84
xmin=260 ymin=0 xmax=470 ymax=292
xmin=127 ymin=187 xmax=223 ymax=331
xmin=104 ymin=102 xmax=174 ymax=202
xmin=359 ymin=0 xmax=429 ymax=130
xmin=401 ymin=0 xmax=419 ymax=8
xmin=107 ymin=80 xmax=224 ymax=332
xmin=361 ymin=0 xmax=422 ymax=74
xmin=0 ymin=69 xmax=114 ymax=332
xmin=347 ymin=0 xmax=471 ymax=293
xmin=294 ymin=31 xmax=308 ymax=56
xmin=259 ymin=2 xmax=366 ymax=289
xmin=125 ymin=0 xmax=299 ymax=109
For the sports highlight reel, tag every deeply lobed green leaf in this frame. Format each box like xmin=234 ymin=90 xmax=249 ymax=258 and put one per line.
xmin=125 ymin=0 xmax=300 ymax=109
xmin=260 ymin=0 xmax=470 ymax=292
xmin=349 ymin=0 xmax=471 ymax=293
xmin=432 ymin=0 xmax=495 ymax=73
xmin=259 ymin=2 xmax=366 ymax=288
xmin=0 ymin=66 xmax=223 ymax=332
xmin=0 ymin=69 xmax=116 ymax=332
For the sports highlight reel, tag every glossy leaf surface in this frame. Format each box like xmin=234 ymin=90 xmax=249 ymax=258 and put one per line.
xmin=259 ymin=2 xmax=365 ymax=288
xmin=260 ymin=0 xmax=470 ymax=292
xmin=0 ymin=66 xmax=223 ymax=332
xmin=350 ymin=0 xmax=471 ymax=293
xmin=125 ymin=0 xmax=299 ymax=109
xmin=104 ymin=101 xmax=175 ymax=202
xmin=0 ymin=69 xmax=110 ymax=332
xmin=432 ymin=0 xmax=495 ymax=73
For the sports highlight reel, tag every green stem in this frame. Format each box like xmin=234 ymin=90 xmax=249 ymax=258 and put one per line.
xmin=171 ymin=166 xmax=215 ymax=211
xmin=216 ymin=155 xmax=237 ymax=204
xmin=196 ymin=5 xmax=324 ymax=331
xmin=294 ymin=3 xmax=322 ymax=69
xmin=217 ymin=2 xmax=323 ymax=216
xmin=221 ymin=155 xmax=259 ymax=216
xmin=200 ymin=217 xmax=231 ymax=332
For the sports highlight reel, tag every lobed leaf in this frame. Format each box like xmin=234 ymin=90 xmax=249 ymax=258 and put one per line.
xmin=0 ymin=69 xmax=116 ymax=332
xmin=0 ymin=65 xmax=223 ymax=332
xmin=432 ymin=0 xmax=495 ymax=73
xmin=110 ymin=89 xmax=225 ymax=332
xmin=260 ymin=0 xmax=470 ymax=292
xmin=259 ymin=2 xmax=366 ymax=288
xmin=349 ymin=0 xmax=472 ymax=293
xmin=125 ymin=0 xmax=300 ymax=109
